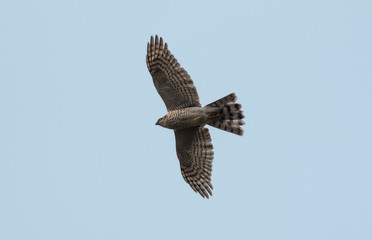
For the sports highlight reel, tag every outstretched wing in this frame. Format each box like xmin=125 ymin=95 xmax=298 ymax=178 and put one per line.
xmin=174 ymin=127 xmax=214 ymax=198
xmin=146 ymin=35 xmax=201 ymax=111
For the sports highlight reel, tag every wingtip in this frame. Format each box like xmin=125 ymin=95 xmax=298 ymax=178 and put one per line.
xmin=149 ymin=35 xmax=165 ymax=47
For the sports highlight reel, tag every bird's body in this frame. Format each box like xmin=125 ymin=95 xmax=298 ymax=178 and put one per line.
xmin=146 ymin=35 xmax=245 ymax=198
xmin=158 ymin=107 xmax=207 ymax=129
xmin=158 ymin=107 xmax=219 ymax=129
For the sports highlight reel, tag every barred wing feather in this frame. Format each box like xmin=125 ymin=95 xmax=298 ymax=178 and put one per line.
xmin=174 ymin=127 xmax=214 ymax=198
xmin=146 ymin=35 xmax=201 ymax=111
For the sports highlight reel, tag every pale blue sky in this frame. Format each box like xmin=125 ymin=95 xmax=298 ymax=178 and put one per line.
xmin=1 ymin=0 xmax=371 ymax=239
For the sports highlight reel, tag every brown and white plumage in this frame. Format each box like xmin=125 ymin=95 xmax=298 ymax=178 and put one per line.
xmin=146 ymin=35 xmax=200 ymax=111
xmin=146 ymin=35 xmax=244 ymax=198
xmin=175 ymin=127 xmax=214 ymax=198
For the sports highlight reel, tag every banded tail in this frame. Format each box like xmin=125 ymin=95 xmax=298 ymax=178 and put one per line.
xmin=204 ymin=93 xmax=245 ymax=136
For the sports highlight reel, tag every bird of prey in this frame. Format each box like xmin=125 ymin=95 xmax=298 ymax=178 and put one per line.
xmin=146 ymin=35 xmax=244 ymax=198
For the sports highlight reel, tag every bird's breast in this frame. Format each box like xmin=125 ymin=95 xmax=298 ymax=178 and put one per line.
xmin=164 ymin=107 xmax=207 ymax=130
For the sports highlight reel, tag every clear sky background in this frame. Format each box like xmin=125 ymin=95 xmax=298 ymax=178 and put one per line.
xmin=1 ymin=0 xmax=371 ymax=239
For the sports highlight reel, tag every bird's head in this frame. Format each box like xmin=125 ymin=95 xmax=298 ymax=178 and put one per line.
xmin=155 ymin=116 xmax=167 ymax=127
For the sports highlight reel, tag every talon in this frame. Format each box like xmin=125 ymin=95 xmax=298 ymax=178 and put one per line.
xmin=209 ymin=113 xmax=220 ymax=119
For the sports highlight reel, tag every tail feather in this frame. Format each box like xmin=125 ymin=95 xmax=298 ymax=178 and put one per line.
xmin=205 ymin=93 xmax=245 ymax=136
xmin=219 ymin=103 xmax=245 ymax=120
xmin=206 ymin=93 xmax=236 ymax=108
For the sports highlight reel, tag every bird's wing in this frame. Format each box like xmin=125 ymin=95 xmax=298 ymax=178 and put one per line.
xmin=146 ymin=35 xmax=201 ymax=111
xmin=174 ymin=127 xmax=214 ymax=198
